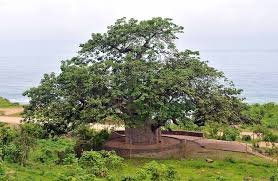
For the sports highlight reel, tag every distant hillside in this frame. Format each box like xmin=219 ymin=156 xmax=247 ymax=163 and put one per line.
xmin=0 ymin=97 xmax=19 ymax=108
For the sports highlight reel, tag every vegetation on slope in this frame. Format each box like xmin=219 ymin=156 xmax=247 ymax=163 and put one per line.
xmin=243 ymin=102 xmax=278 ymax=129
xmin=0 ymin=122 xmax=276 ymax=181
xmin=0 ymin=139 xmax=277 ymax=180
xmin=0 ymin=97 xmax=19 ymax=108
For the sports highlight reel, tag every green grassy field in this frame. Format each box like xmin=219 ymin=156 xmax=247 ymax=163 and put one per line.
xmin=0 ymin=138 xmax=277 ymax=181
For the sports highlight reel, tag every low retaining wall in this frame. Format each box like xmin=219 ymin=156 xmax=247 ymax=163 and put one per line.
xmin=162 ymin=130 xmax=204 ymax=137
xmin=104 ymin=136 xmax=186 ymax=158
xmin=113 ymin=130 xmax=204 ymax=138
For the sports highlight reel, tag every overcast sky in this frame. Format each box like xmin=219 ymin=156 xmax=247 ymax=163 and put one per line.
xmin=1 ymin=0 xmax=278 ymax=57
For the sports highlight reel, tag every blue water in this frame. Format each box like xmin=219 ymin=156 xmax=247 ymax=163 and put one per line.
xmin=0 ymin=52 xmax=277 ymax=103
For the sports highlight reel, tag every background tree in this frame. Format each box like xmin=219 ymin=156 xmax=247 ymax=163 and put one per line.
xmin=23 ymin=17 xmax=251 ymax=136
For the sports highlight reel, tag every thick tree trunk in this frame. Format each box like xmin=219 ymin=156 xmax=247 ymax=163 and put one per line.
xmin=125 ymin=125 xmax=161 ymax=145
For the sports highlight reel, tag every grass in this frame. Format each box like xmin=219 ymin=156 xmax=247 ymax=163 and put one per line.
xmin=108 ymin=154 xmax=277 ymax=181
xmin=0 ymin=97 xmax=20 ymax=108
xmin=0 ymin=138 xmax=277 ymax=181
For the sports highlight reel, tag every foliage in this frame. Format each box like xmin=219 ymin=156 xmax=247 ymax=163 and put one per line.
xmin=241 ymin=135 xmax=252 ymax=142
xmin=63 ymin=153 xmax=78 ymax=165
xmin=221 ymin=126 xmax=240 ymax=141
xmin=34 ymin=138 xmax=75 ymax=164
xmin=56 ymin=167 xmax=96 ymax=181
xmin=203 ymin=122 xmax=221 ymax=139
xmin=121 ymin=161 xmax=178 ymax=181
xmin=164 ymin=120 xmax=200 ymax=131
xmin=243 ymin=103 xmax=278 ymax=129
xmin=79 ymin=150 xmax=123 ymax=177
xmin=24 ymin=17 xmax=249 ymax=135
xmin=145 ymin=161 xmax=178 ymax=181
xmin=0 ymin=137 xmax=277 ymax=180
xmin=73 ymin=126 xmax=110 ymax=157
xmin=0 ymin=123 xmax=38 ymax=166
xmin=203 ymin=122 xmax=240 ymax=141
xmin=263 ymin=131 xmax=278 ymax=143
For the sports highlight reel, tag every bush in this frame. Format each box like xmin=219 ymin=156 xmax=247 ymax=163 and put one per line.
xmin=144 ymin=161 xmax=178 ymax=181
xmin=74 ymin=126 xmax=110 ymax=157
xmin=203 ymin=122 xmax=221 ymax=139
xmin=35 ymin=138 xmax=75 ymax=164
xmin=20 ymin=122 xmax=46 ymax=139
xmin=270 ymin=169 xmax=278 ymax=181
xmin=121 ymin=161 xmax=179 ymax=181
xmin=241 ymin=135 xmax=252 ymax=142
xmin=0 ymin=123 xmax=37 ymax=165
xmin=79 ymin=151 xmax=123 ymax=177
xmin=64 ymin=153 xmax=78 ymax=165
xmin=221 ymin=127 xmax=240 ymax=141
xmin=203 ymin=122 xmax=240 ymax=141
xmin=263 ymin=132 xmax=278 ymax=143
xmin=57 ymin=171 xmax=96 ymax=181
xmin=0 ymin=123 xmax=18 ymax=146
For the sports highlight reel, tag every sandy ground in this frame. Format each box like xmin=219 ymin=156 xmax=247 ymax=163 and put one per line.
xmin=0 ymin=107 xmax=24 ymax=116
xmin=0 ymin=107 xmax=124 ymax=130
xmin=0 ymin=107 xmax=23 ymax=124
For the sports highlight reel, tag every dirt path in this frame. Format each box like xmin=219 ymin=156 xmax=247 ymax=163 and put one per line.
xmin=0 ymin=107 xmax=23 ymax=116
xmin=0 ymin=116 xmax=22 ymax=124
xmin=0 ymin=107 xmax=23 ymax=124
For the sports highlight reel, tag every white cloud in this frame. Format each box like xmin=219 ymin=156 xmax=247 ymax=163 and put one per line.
xmin=0 ymin=0 xmax=278 ymax=56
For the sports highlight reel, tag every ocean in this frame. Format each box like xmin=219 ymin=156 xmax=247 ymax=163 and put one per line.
xmin=0 ymin=52 xmax=277 ymax=104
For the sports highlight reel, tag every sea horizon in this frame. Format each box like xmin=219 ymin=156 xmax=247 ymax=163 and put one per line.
xmin=1 ymin=50 xmax=278 ymax=104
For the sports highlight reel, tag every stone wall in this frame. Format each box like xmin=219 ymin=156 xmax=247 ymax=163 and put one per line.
xmin=114 ymin=130 xmax=204 ymax=138
xmin=162 ymin=130 xmax=204 ymax=137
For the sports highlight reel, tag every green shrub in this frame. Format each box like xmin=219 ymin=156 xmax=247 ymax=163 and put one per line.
xmin=20 ymin=122 xmax=46 ymax=139
xmin=241 ymin=135 xmax=252 ymax=142
xmin=121 ymin=161 xmax=178 ymax=181
xmin=74 ymin=126 xmax=110 ymax=157
xmin=79 ymin=151 xmax=123 ymax=177
xmin=243 ymin=103 xmax=278 ymax=129
xmin=203 ymin=122 xmax=240 ymax=141
xmin=144 ymin=161 xmax=178 ymax=181
xmin=270 ymin=169 xmax=278 ymax=181
xmin=35 ymin=138 xmax=75 ymax=164
xmin=0 ymin=123 xmax=18 ymax=146
xmin=0 ymin=163 xmax=5 ymax=177
xmin=121 ymin=176 xmax=137 ymax=181
xmin=57 ymin=172 xmax=96 ymax=181
xmin=263 ymin=132 xmax=278 ymax=143
xmin=3 ymin=144 xmax=21 ymax=163
xmin=36 ymin=148 xmax=54 ymax=163
xmin=64 ymin=153 xmax=78 ymax=165
xmin=203 ymin=122 xmax=221 ymax=139
xmin=221 ymin=127 xmax=240 ymax=141
xmin=164 ymin=120 xmax=200 ymax=131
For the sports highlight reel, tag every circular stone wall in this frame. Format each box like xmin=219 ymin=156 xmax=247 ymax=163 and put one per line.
xmin=103 ymin=136 xmax=184 ymax=158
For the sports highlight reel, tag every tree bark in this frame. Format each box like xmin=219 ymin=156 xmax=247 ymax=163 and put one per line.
xmin=125 ymin=125 xmax=161 ymax=145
